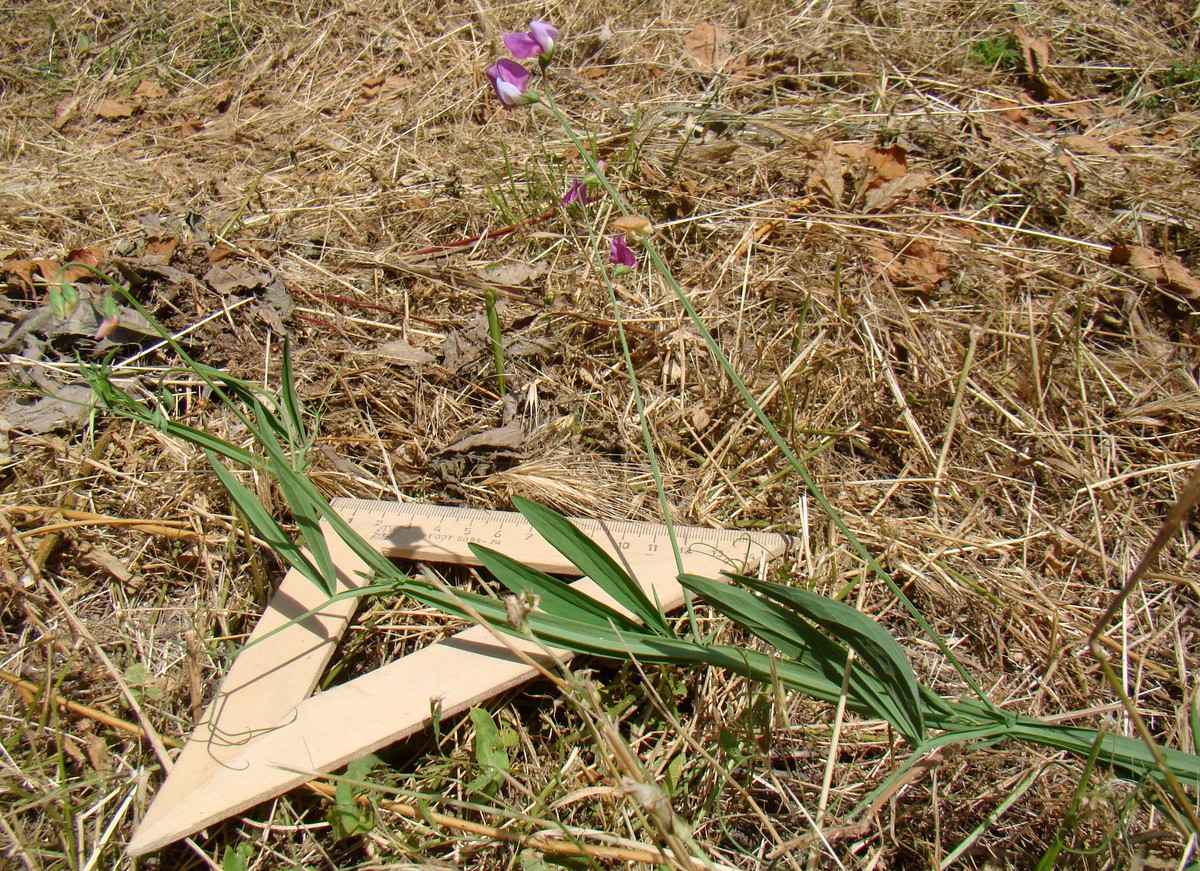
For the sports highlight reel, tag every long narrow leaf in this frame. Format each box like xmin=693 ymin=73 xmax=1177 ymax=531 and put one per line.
xmin=681 ymin=573 xmax=923 ymax=745
xmin=469 ymin=544 xmax=644 ymax=633
xmin=511 ymin=496 xmax=671 ymax=635
xmin=279 ymin=338 xmax=309 ymax=451
xmin=205 ymin=451 xmax=331 ymax=596
xmin=736 ymin=575 xmax=926 ymax=738
xmin=253 ymin=403 xmax=336 ymax=593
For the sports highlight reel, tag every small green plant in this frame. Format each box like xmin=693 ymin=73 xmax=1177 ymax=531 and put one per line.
xmin=328 ymin=754 xmax=379 ymax=839
xmin=1160 ymin=61 xmax=1200 ymax=107
xmin=968 ymin=36 xmax=1019 ymax=69
xmin=468 ymin=707 xmax=517 ymax=798
xmin=221 ymin=842 xmax=253 ymax=871
xmin=123 ymin=662 xmax=163 ymax=703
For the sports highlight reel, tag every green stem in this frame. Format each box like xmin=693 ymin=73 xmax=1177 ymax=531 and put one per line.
xmin=538 ymin=95 xmax=992 ymax=709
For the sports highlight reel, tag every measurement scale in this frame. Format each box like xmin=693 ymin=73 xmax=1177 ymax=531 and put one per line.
xmin=128 ymin=500 xmax=791 ymax=856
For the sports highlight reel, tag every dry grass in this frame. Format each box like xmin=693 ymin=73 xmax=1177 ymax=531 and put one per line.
xmin=2 ymin=0 xmax=1199 ymax=867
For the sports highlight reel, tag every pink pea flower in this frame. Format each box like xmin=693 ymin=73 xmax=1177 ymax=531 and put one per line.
xmin=563 ymin=178 xmax=588 ymax=206
xmin=609 ymin=235 xmax=637 ymax=271
xmin=486 ymin=59 xmax=537 ymax=109
xmin=504 ymin=20 xmax=558 ymax=64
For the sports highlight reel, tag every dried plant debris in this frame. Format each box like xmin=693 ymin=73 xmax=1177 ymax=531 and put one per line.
xmin=1 ymin=0 xmax=1198 ymax=867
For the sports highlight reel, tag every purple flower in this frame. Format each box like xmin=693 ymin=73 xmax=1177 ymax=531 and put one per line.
xmin=563 ymin=178 xmax=588 ymax=206
xmin=486 ymin=59 xmax=537 ymax=109
xmin=609 ymin=235 xmax=637 ymax=270
xmin=504 ymin=20 xmax=558 ymax=62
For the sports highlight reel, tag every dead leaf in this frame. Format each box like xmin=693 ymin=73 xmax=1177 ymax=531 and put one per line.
xmin=203 ymin=262 xmax=271 ymax=295
xmin=210 ymin=82 xmax=234 ymax=112
xmin=1017 ymin=32 xmax=1051 ymax=77
xmin=372 ymin=339 xmax=436 ymax=366
xmin=95 ymin=99 xmax=134 ymax=120
xmin=1015 ymin=29 xmax=1078 ymax=106
xmin=1 ymin=384 xmax=94 ymax=433
xmin=862 ymin=171 xmax=932 ymax=212
xmin=441 ymin=330 xmax=482 ymax=373
xmin=177 ymin=119 xmax=205 ymax=137
xmin=1061 ymin=134 xmax=1119 ymax=156
xmin=443 ymin=424 xmax=525 ymax=453
xmin=1111 ymin=244 xmax=1200 ymax=301
xmin=688 ymin=142 xmax=741 ymax=165
xmin=133 ymin=80 xmax=168 ymax=100
xmin=84 ymin=732 xmax=114 ymax=774
xmin=142 ymin=236 xmax=178 ymax=265
xmin=61 ymin=246 xmax=106 ymax=282
xmin=864 ymin=238 xmax=950 ymax=290
xmin=612 ymin=215 xmax=654 ymax=239
xmin=207 ymin=243 xmax=237 ymax=263
xmin=4 ymin=259 xmax=40 ymax=293
xmin=866 ymin=145 xmax=908 ymax=180
xmin=52 ymin=93 xmax=81 ymax=130
xmin=360 ymin=74 xmax=408 ymax=100
xmin=683 ymin=22 xmax=733 ymax=69
xmin=989 ymin=100 xmax=1034 ymax=126
xmin=480 ymin=260 xmax=549 ymax=286
xmin=805 ymin=140 xmax=845 ymax=205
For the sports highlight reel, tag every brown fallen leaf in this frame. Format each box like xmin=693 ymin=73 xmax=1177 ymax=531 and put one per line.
xmin=207 ymin=243 xmax=237 ymax=264
xmin=1110 ymin=244 xmax=1200 ymax=302
xmin=210 ymin=82 xmax=234 ymax=112
xmin=864 ymin=238 xmax=950 ymax=290
xmin=52 ymin=93 xmax=81 ymax=130
xmin=95 ymin=99 xmax=134 ymax=120
xmin=862 ymin=171 xmax=932 ymax=213
xmin=805 ymin=139 xmax=846 ymax=205
xmin=480 ymin=260 xmax=549 ymax=287
xmin=142 ymin=236 xmax=178 ymax=265
xmin=372 ymin=339 xmax=436 ymax=366
xmin=4 ymin=259 xmax=41 ymax=293
xmin=360 ymin=74 xmax=408 ymax=101
xmin=442 ymin=424 xmax=525 ymax=453
xmin=1061 ymin=134 xmax=1120 ymax=156
xmin=1015 ymin=29 xmax=1079 ymax=107
xmin=61 ymin=247 xmax=106 ymax=283
xmin=683 ymin=22 xmax=733 ymax=69
xmin=866 ymin=144 xmax=908 ymax=180
xmin=133 ymin=80 xmax=168 ymax=100
xmin=204 ymin=262 xmax=272 ymax=295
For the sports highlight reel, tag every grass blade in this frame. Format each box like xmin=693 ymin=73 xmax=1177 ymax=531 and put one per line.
xmin=205 ymin=451 xmax=331 ymax=595
xmin=252 ymin=402 xmax=337 ymax=593
xmin=511 ymin=496 xmax=671 ymax=635
xmin=469 ymin=543 xmax=644 ymax=633
xmin=735 ymin=575 xmax=926 ymax=738
xmin=682 ymin=573 xmax=923 ymax=744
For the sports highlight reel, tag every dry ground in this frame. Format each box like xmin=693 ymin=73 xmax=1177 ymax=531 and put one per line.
xmin=2 ymin=0 xmax=1199 ymax=867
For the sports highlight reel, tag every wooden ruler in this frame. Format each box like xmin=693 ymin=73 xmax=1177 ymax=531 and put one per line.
xmin=128 ymin=500 xmax=791 ymax=856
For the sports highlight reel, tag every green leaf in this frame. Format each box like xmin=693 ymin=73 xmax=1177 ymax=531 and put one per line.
xmin=469 ymin=543 xmax=644 ymax=633
xmin=511 ymin=496 xmax=671 ymax=635
xmin=680 ymin=574 xmax=922 ymax=744
xmin=221 ymin=843 xmax=253 ymax=871
xmin=279 ymin=338 xmax=309 ymax=450
xmin=735 ymin=575 xmax=926 ymax=740
xmin=329 ymin=754 xmax=378 ymax=839
xmin=469 ymin=707 xmax=511 ymax=797
xmin=252 ymin=404 xmax=336 ymax=594
xmin=205 ymin=451 xmax=331 ymax=596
